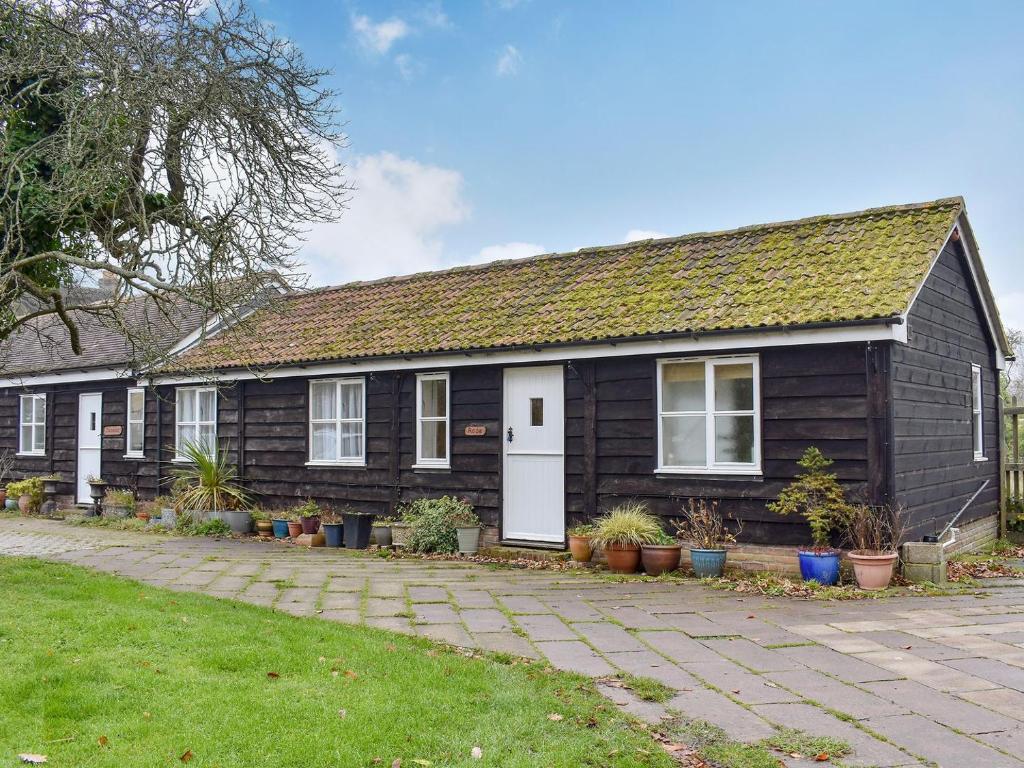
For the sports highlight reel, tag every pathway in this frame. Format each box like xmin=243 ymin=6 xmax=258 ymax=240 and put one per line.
xmin=4 ymin=517 xmax=1024 ymax=767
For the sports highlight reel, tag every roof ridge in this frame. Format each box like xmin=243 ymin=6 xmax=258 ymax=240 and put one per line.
xmin=295 ymin=197 xmax=964 ymax=298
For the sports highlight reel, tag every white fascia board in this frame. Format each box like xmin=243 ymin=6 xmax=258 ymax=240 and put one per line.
xmin=901 ymin=213 xmax=1006 ymax=370
xmin=0 ymin=367 xmax=135 ymax=389
xmin=145 ymin=322 xmax=902 ymax=386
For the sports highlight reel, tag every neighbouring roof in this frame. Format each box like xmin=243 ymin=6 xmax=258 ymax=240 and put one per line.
xmin=170 ymin=197 xmax=995 ymax=371
xmin=0 ymin=292 xmax=208 ymax=378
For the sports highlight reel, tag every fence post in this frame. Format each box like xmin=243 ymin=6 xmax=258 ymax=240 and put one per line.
xmin=1000 ymin=394 xmax=1008 ymax=538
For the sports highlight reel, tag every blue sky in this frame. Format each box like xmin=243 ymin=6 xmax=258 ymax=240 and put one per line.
xmin=259 ymin=0 xmax=1024 ymax=329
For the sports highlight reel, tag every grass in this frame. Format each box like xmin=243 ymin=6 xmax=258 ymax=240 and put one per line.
xmin=0 ymin=558 xmax=672 ymax=768
xmin=667 ymin=719 xmax=851 ymax=768
xmin=615 ymin=674 xmax=674 ymax=703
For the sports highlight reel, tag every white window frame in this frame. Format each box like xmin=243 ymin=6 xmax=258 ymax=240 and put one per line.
xmin=414 ymin=371 xmax=450 ymax=469
xmin=174 ymin=386 xmax=217 ymax=460
xmin=18 ymin=393 xmax=46 ymax=456
xmin=971 ymin=364 xmax=985 ymax=461
xmin=656 ymin=355 xmax=761 ymax=475
xmin=306 ymin=377 xmax=366 ymax=467
xmin=125 ymin=387 xmax=145 ymax=459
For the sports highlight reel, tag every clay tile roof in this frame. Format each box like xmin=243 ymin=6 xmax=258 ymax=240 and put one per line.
xmin=174 ymin=198 xmax=966 ymax=371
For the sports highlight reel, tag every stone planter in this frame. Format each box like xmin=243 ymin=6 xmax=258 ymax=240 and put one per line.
xmin=603 ymin=543 xmax=641 ymax=574
xmin=160 ymin=507 xmax=177 ymax=528
xmin=390 ymin=522 xmax=412 ymax=548
xmin=641 ymin=544 xmax=681 ymax=576
xmin=568 ymin=535 xmax=593 ymax=563
xmin=222 ymin=509 xmax=252 ymax=535
xmin=372 ymin=524 xmax=392 ymax=547
xmin=456 ymin=526 xmax=481 ymax=555
xmin=849 ymin=550 xmax=899 ymax=590
xmin=104 ymin=504 xmax=131 ymax=519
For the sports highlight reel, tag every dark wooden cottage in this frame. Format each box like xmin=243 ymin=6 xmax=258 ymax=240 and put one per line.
xmin=2 ymin=198 xmax=1012 ymax=548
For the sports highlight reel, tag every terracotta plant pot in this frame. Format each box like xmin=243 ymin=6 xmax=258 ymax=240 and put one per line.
xmin=286 ymin=520 xmax=303 ymax=538
xmin=0 ymin=488 xmax=7 ymax=508
xmin=641 ymin=544 xmax=681 ymax=576
xmin=136 ymin=511 xmax=150 ymax=522
xmin=849 ymin=550 xmax=899 ymax=590
xmin=603 ymin=543 xmax=641 ymax=574
xmin=18 ymin=495 xmax=32 ymax=515
xmin=568 ymin=535 xmax=593 ymax=563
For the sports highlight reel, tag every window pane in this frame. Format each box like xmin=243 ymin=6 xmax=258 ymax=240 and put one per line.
xmin=35 ymin=396 xmax=45 ymax=423
xmin=420 ymin=378 xmax=446 ymax=418
xmin=311 ymin=423 xmax=337 ymax=461
xmin=178 ymin=424 xmax=196 ymax=450
xmin=33 ymin=425 xmax=44 ymax=452
xmin=340 ymin=423 xmax=363 ymax=459
xmin=714 ymin=363 xmax=754 ymax=411
xmin=198 ymin=424 xmax=216 ymax=454
xmin=198 ymin=389 xmax=216 ymax=422
xmin=178 ymin=390 xmax=195 ymax=423
xmin=715 ymin=415 xmax=754 ymax=463
xmin=339 ymin=382 xmax=362 ymax=420
xmin=420 ymin=420 xmax=447 ymax=461
xmin=661 ymin=414 xmax=706 ymax=467
xmin=129 ymin=424 xmax=144 ymax=453
xmin=129 ymin=391 xmax=144 ymax=421
xmin=21 ymin=425 xmax=32 ymax=452
xmin=662 ymin=363 xmax=705 ymax=412
xmin=311 ymin=382 xmax=336 ymax=420
xmin=20 ymin=398 xmax=30 ymax=426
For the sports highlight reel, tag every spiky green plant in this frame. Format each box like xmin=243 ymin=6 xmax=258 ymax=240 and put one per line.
xmin=590 ymin=502 xmax=664 ymax=548
xmin=171 ymin=440 xmax=251 ymax=515
xmin=768 ymin=447 xmax=852 ymax=550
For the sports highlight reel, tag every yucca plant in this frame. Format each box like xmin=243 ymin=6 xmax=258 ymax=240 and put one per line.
xmin=171 ymin=440 xmax=251 ymax=515
xmin=590 ymin=501 xmax=663 ymax=548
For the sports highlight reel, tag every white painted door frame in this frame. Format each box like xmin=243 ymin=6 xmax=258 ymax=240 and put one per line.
xmin=77 ymin=392 xmax=103 ymax=504
xmin=502 ymin=365 xmax=565 ymax=543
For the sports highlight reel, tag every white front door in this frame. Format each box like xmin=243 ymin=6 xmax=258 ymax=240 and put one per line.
xmin=503 ymin=366 xmax=565 ymax=543
xmin=77 ymin=393 xmax=102 ymax=503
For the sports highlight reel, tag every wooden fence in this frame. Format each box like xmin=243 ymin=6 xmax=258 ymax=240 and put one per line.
xmin=1003 ymin=397 xmax=1024 ymax=535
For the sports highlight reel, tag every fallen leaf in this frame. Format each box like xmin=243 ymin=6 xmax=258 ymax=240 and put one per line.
xmin=17 ymin=755 xmax=47 ymax=764
xmin=391 ymin=760 xmax=401 ymax=768
xmin=318 ymin=656 xmax=327 ymax=663
xmin=331 ymin=670 xmax=339 ymax=678
xmin=338 ymin=709 xmax=347 ymax=719
xmin=411 ymin=760 xmax=431 ymax=766
xmin=143 ymin=712 xmax=151 ymax=720
xmin=97 ymin=736 xmax=109 ymax=747
xmin=547 ymin=713 xmax=563 ymax=721
xmin=471 ymin=746 xmax=482 ymax=759
xmin=266 ymin=671 xmax=280 ymax=679
xmin=180 ymin=749 xmax=193 ymax=763
xmin=344 ymin=670 xmax=358 ymax=679
xmin=815 ymin=753 xmax=830 ymax=762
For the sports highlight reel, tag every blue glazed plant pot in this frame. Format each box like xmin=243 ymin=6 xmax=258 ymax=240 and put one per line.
xmin=798 ymin=550 xmax=841 ymax=585
xmin=323 ymin=522 xmax=343 ymax=547
xmin=271 ymin=518 xmax=289 ymax=539
xmin=690 ymin=548 xmax=728 ymax=578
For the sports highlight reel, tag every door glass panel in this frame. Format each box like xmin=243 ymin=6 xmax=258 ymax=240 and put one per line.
xmin=715 ymin=415 xmax=754 ymax=463
xmin=530 ymin=397 xmax=543 ymax=426
xmin=90 ymin=412 xmax=96 ymax=431
xmin=420 ymin=421 xmax=447 ymax=460
xmin=661 ymin=414 xmax=706 ymax=467
xmin=714 ymin=363 xmax=754 ymax=411
xmin=420 ymin=379 xmax=446 ymax=418
xmin=662 ymin=362 xmax=705 ymax=411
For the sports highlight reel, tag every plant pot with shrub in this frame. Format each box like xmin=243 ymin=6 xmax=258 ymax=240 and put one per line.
xmin=151 ymin=495 xmax=176 ymax=528
xmin=768 ymin=447 xmax=853 ymax=586
xmin=641 ymin=530 xmax=682 ymax=576
xmin=673 ymin=498 xmax=738 ymax=578
xmin=103 ymin=488 xmax=135 ymax=518
xmin=845 ymin=504 xmax=904 ymax=590
xmin=251 ymin=508 xmax=274 ymax=536
xmin=591 ymin=502 xmax=662 ymax=574
xmin=342 ymin=506 xmax=376 ymax=549
xmin=294 ymin=499 xmax=321 ymax=535
xmin=172 ymin=440 xmax=253 ymax=535
xmin=286 ymin=516 xmax=303 ymax=538
xmin=452 ymin=504 xmax=482 ymax=555
xmin=321 ymin=510 xmax=343 ymax=547
xmin=7 ymin=477 xmax=44 ymax=516
xmin=271 ymin=513 xmax=290 ymax=539
xmin=567 ymin=523 xmax=595 ymax=563
xmin=372 ymin=516 xmax=395 ymax=547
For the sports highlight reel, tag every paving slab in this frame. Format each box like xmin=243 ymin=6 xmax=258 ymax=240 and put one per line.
xmin=459 ymin=608 xmax=511 ymax=633
xmin=865 ymin=713 xmax=1024 ymax=768
xmin=471 ymin=631 xmax=539 ymax=659
xmin=603 ymin=650 xmax=700 ymax=690
xmin=854 ymin=650 xmax=1000 ymax=692
xmin=957 ymin=687 xmax=1024 ymax=721
xmin=765 ymin=668 xmax=906 ymax=720
xmin=700 ymin=637 xmax=804 ymax=672
xmin=515 ymin=613 xmax=577 ymax=642
xmin=862 ymin=679 xmax=1022 ymax=734
xmin=943 ymin=656 xmax=1024 ymax=691
xmin=680 ymin=659 xmax=800 ymax=706
xmin=535 ymin=640 xmax=615 ymax=676
xmin=572 ymin=621 xmax=647 ymax=653
xmin=666 ymin=688 xmax=776 ymax=743
xmin=777 ymin=644 xmax=900 ymax=683
xmin=635 ymin=629 xmax=723 ymax=664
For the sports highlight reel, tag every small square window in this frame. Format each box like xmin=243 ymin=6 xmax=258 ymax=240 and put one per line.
xmin=530 ymin=397 xmax=544 ymax=426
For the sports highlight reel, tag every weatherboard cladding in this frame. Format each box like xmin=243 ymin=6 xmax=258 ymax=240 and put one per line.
xmin=174 ymin=198 xmax=964 ymax=371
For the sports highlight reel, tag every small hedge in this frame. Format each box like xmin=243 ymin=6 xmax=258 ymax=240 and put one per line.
xmin=401 ymin=496 xmax=475 ymax=554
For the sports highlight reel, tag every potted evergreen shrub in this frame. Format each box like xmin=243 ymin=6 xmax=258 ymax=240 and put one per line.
xmin=452 ymin=501 xmax=481 ymax=555
xmin=641 ymin=529 xmax=682 ymax=576
xmin=768 ymin=447 xmax=853 ymax=586
xmin=672 ymin=498 xmax=738 ymax=578
xmin=104 ymin=488 xmax=135 ymax=518
xmin=296 ymin=499 xmax=321 ymax=535
xmin=567 ymin=523 xmax=595 ymax=563
xmin=591 ymin=502 xmax=662 ymax=574
xmin=342 ymin=505 xmax=376 ymax=549
xmin=172 ymin=440 xmax=252 ymax=532
xmin=321 ymin=509 xmax=343 ymax=547
xmin=845 ymin=504 xmax=905 ymax=590
xmin=7 ymin=477 xmax=44 ymax=516
xmin=372 ymin=516 xmax=395 ymax=547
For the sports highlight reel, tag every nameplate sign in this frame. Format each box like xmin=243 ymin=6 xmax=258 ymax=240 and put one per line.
xmin=103 ymin=425 xmax=122 ymax=437
xmin=464 ymin=425 xmax=487 ymax=437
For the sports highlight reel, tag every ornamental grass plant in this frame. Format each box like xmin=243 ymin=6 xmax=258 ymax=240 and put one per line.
xmin=590 ymin=502 xmax=663 ymax=549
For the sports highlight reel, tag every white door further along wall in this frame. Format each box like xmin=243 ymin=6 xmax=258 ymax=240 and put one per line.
xmin=77 ymin=393 xmax=102 ymax=504
xmin=502 ymin=366 xmax=565 ymax=543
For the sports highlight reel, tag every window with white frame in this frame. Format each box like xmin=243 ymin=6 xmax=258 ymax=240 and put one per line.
xmin=309 ymin=378 xmax=365 ymax=464
xmin=972 ymin=364 xmax=984 ymax=460
xmin=657 ymin=356 xmax=760 ymax=474
xmin=175 ymin=386 xmax=217 ymax=458
xmin=18 ymin=394 xmax=46 ymax=455
xmin=126 ymin=388 xmax=145 ymax=457
xmin=416 ymin=372 xmax=449 ymax=467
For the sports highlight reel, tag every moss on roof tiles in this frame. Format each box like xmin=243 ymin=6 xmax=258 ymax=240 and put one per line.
xmin=174 ymin=198 xmax=962 ymax=370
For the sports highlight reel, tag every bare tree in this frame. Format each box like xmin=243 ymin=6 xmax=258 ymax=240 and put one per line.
xmin=1004 ymin=327 xmax=1024 ymax=404
xmin=0 ymin=0 xmax=347 ymax=357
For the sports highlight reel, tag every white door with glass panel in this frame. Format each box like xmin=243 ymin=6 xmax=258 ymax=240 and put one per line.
xmin=503 ymin=366 xmax=565 ymax=542
xmin=77 ymin=393 xmax=102 ymax=503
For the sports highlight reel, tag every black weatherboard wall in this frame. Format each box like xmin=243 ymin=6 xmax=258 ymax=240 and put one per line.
xmin=891 ymin=237 xmax=1001 ymax=539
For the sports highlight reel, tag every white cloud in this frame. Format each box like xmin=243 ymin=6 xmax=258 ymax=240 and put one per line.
xmin=496 ymin=0 xmax=527 ymax=8
xmin=299 ymin=152 xmax=469 ymax=285
xmin=623 ymin=229 xmax=667 ymax=242
xmin=475 ymin=242 xmax=546 ymax=263
xmin=997 ymin=292 xmax=1024 ymax=332
xmin=394 ymin=53 xmax=422 ymax=80
xmin=496 ymin=44 xmax=522 ymax=77
xmin=351 ymin=14 xmax=410 ymax=55
xmin=419 ymin=2 xmax=451 ymax=28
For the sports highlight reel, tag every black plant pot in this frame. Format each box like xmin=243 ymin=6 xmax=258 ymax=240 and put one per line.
xmin=323 ymin=522 xmax=343 ymax=547
xmin=342 ymin=512 xmax=375 ymax=549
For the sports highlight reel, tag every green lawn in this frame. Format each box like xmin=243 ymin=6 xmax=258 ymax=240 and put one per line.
xmin=0 ymin=558 xmax=672 ymax=767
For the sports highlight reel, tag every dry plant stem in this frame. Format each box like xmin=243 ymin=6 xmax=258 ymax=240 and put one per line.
xmin=672 ymin=499 xmax=740 ymax=549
